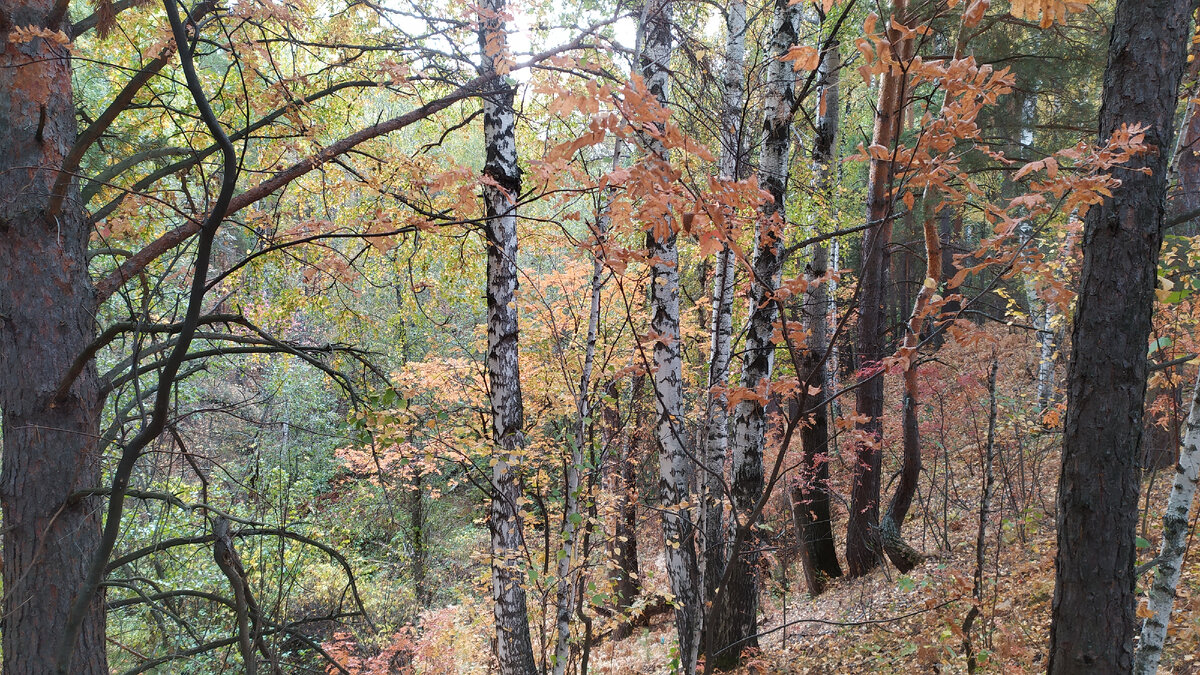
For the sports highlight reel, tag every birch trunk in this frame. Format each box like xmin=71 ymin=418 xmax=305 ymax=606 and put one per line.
xmin=701 ymin=0 xmax=745 ymax=608
xmin=847 ymin=0 xmax=911 ymax=577
xmin=552 ymin=142 xmax=618 ymax=675
xmin=479 ymin=2 xmax=538 ymax=671
xmin=641 ymin=1 xmax=701 ymax=670
xmin=1133 ymin=369 xmax=1200 ymax=674
xmin=711 ymin=0 xmax=801 ymax=663
xmin=792 ymin=32 xmax=844 ymax=598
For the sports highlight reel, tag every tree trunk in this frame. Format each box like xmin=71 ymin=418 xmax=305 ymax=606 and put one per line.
xmin=606 ymin=377 xmax=642 ymax=640
xmin=712 ymin=0 xmax=802 ymax=664
xmin=847 ymin=0 xmax=911 ymax=578
xmin=793 ymin=34 xmax=844 ymax=598
xmin=701 ymin=0 xmax=745 ymax=613
xmin=0 ymin=3 xmax=109 ymax=672
xmin=880 ymin=217 xmax=940 ymax=573
xmin=552 ymin=142 xmax=614 ymax=675
xmin=1134 ymin=368 xmax=1200 ymax=674
xmin=640 ymin=1 xmax=701 ymax=670
xmin=479 ymin=1 xmax=539 ymax=671
xmin=1049 ymin=0 xmax=1192 ymax=671
xmin=411 ymin=470 xmax=429 ymax=606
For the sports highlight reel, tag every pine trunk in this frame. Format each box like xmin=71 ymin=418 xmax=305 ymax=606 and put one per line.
xmin=1049 ymin=0 xmax=1192 ymax=670
xmin=847 ymin=0 xmax=910 ymax=578
xmin=479 ymin=1 xmax=539 ymax=671
xmin=641 ymin=1 xmax=701 ymax=670
xmin=881 ymin=217 xmax=940 ymax=573
xmin=606 ymin=377 xmax=642 ymax=640
xmin=0 ymin=2 xmax=109 ymax=672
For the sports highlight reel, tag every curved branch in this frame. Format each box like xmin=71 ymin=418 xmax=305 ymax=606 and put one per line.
xmin=56 ymin=0 xmax=240 ymax=667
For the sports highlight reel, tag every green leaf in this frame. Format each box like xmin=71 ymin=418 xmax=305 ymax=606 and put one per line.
xmin=1136 ymin=536 xmax=1151 ymax=549
xmin=1149 ymin=337 xmax=1173 ymax=356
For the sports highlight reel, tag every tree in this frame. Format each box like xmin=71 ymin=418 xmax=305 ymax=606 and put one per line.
xmin=640 ymin=0 xmax=702 ymax=670
xmin=0 ymin=3 xmax=108 ymax=671
xmin=847 ymin=0 xmax=913 ymax=578
xmin=792 ymin=17 xmax=845 ymax=598
xmin=1050 ymin=0 xmax=1193 ymax=670
xmin=1135 ymin=367 xmax=1200 ymax=674
xmin=700 ymin=0 xmax=745 ymax=613
xmin=710 ymin=0 xmax=802 ymax=662
xmin=477 ymin=0 xmax=540 ymax=670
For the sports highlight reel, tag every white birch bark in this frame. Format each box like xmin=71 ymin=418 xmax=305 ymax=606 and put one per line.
xmin=700 ymin=0 xmax=745 ymax=609
xmin=1134 ymin=368 xmax=1200 ymax=674
xmin=1037 ymin=300 xmax=1056 ymax=411
xmin=715 ymin=0 xmax=802 ymax=657
xmin=479 ymin=2 xmax=538 ymax=672
xmin=640 ymin=1 xmax=701 ymax=670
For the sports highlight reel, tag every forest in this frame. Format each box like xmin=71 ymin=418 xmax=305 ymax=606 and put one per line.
xmin=4 ymin=0 xmax=1200 ymax=672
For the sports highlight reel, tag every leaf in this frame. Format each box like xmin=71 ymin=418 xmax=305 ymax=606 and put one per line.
xmin=1014 ymin=159 xmax=1044 ymax=181
xmin=963 ymin=0 xmax=990 ymax=27
xmin=1148 ymin=336 xmax=1173 ymax=355
xmin=781 ymin=45 xmax=820 ymax=71
xmin=1136 ymin=536 xmax=1152 ymax=549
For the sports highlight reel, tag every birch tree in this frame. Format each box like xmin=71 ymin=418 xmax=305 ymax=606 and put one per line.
xmin=641 ymin=0 xmax=701 ymax=669
xmin=1134 ymin=369 xmax=1200 ymax=674
xmin=701 ymin=0 xmax=746 ymax=609
xmin=478 ymin=1 xmax=539 ymax=671
xmin=712 ymin=0 xmax=802 ymax=661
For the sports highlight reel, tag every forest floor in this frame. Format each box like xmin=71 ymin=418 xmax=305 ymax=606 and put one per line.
xmin=383 ymin=332 xmax=1200 ymax=674
xmin=587 ymin=482 xmax=1200 ymax=674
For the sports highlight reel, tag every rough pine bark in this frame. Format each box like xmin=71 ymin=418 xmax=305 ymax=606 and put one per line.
xmin=711 ymin=0 xmax=801 ymax=664
xmin=846 ymin=0 xmax=910 ymax=577
xmin=701 ymin=0 xmax=745 ymax=609
xmin=1049 ymin=0 xmax=1192 ymax=670
xmin=478 ymin=1 xmax=539 ymax=671
xmin=0 ymin=3 xmax=108 ymax=673
xmin=880 ymin=217 xmax=940 ymax=573
xmin=640 ymin=1 xmax=701 ymax=670
xmin=1134 ymin=369 xmax=1200 ymax=674
xmin=792 ymin=34 xmax=844 ymax=598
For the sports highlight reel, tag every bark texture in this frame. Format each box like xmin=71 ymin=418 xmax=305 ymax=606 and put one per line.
xmin=479 ymin=1 xmax=539 ymax=671
xmin=711 ymin=0 xmax=801 ymax=664
xmin=1049 ymin=0 xmax=1192 ymax=670
xmin=0 ymin=3 xmax=108 ymax=672
xmin=793 ymin=34 xmax=844 ymax=598
xmin=605 ymin=377 xmax=642 ymax=640
xmin=847 ymin=0 xmax=910 ymax=577
xmin=880 ymin=217 xmax=940 ymax=573
xmin=701 ymin=0 xmax=745 ymax=610
xmin=1134 ymin=369 xmax=1200 ymax=674
xmin=641 ymin=1 xmax=701 ymax=670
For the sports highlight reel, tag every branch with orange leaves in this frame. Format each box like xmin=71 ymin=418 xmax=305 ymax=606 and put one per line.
xmin=94 ymin=23 xmax=616 ymax=303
